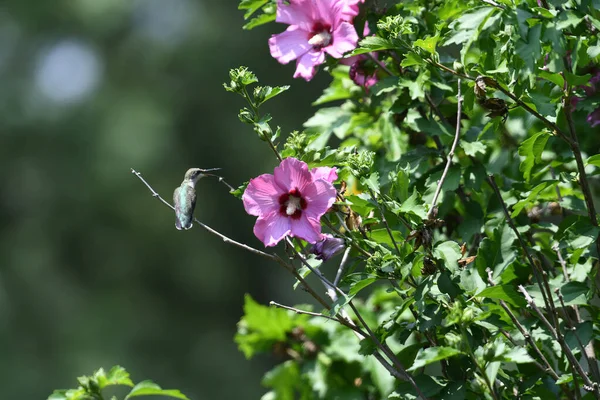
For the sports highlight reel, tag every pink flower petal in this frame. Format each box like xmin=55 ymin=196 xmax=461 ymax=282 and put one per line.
xmin=269 ymin=25 xmax=311 ymax=65
xmin=325 ymin=21 xmax=358 ymax=58
xmin=290 ymin=214 xmax=322 ymax=243
xmin=310 ymin=166 xmax=338 ymax=183
xmin=302 ymin=179 xmax=337 ymax=218
xmin=243 ymin=174 xmax=284 ymax=217
xmin=337 ymin=0 xmax=363 ymax=21
xmin=254 ymin=212 xmax=292 ymax=247
xmin=274 ymin=157 xmax=313 ymax=192
xmin=294 ymin=50 xmax=325 ymax=81
xmin=276 ymin=0 xmax=316 ymax=32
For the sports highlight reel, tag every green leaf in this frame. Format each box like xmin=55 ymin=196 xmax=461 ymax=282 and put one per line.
xmin=47 ymin=392 xmax=68 ymax=400
xmin=511 ymin=180 xmax=558 ymax=218
xmin=586 ymin=154 xmax=600 ymax=167
xmin=539 ymin=70 xmax=565 ymax=88
xmin=401 ymin=52 xmax=425 ymax=67
xmin=257 ymin=85 xmax=290 ymax=105
xmin=379 ymin=113 xmax=403 ymax=161
xmin=502 ymin=347 xmax=534 ymax=364
xmin=348 ymin=277 xmax=378 ymax=297
xmin=235 ymin=294 xmax=300 ymax=358
xmin=588 ymin=45 xmax=600 ymax=59
xmin=556 ymin=216 xmax=600 ymax=251
xmin=476 ymin=285 xmax=526 ymax=307
xmin=398 ymin=190 xmax=428 ymax=221
xmin=262 ymin=361 xmax=301 ymax=400
xmin=559 ymin=282 xmax=590 ymax=306
xmin=564 ymin=72 xmax=592 ymax=86
xmin=369 ymin=228 xmax=403 ymax=249
xmin=125 ymin=381 xmax=190 ymax=400
xmin=97 ymin=365 xmax=134 ymax=389
xmin=414 ymin=35 xmax=439 ymax=55
xmin=352 ymin=36 xmax=396 ymax=55
xmin=518 ymin=131 xmax=550 ymax=182
xmin=475 ymin=223 xmax=517 ymax=279
xmin=407 ymin=347 xmax=464 ymax=371
xmin=433 ymin=241 xmax=462 ymax=273
xmin=243 ymin=11 xmax=276 ymax=30
xmin=461 ymin=141 xmax=486 ymax=157
xmin=444 ymin=7 xmax=496 ymax=46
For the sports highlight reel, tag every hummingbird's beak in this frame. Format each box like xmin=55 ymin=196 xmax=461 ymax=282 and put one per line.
xmin=199 ymin=168 xmax=221 ymax=172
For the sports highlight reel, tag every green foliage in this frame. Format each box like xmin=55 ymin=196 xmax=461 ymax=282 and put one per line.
xmin=228 ymin=0 xmax=600 ymax=397
xmin=49 ymin=366 xmax=189 ymax=400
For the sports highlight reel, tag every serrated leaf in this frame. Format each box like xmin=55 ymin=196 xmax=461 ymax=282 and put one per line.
xmin=398 ymin=190 xmax=427 ymax=220
xmin=461 ymin=141 xmax=486 ymax=157
xmin=414 ymin=35 xmax=438 ymax=55
xmin=518 ymin=131 xmax=550 ymax=182
xmin=259 ymin=85 xmax=290 ymax=104
xmin=243 ymin=12 xmax=276 ymax=30
xmin=407 ymin=347 xmax=464 ymax=371
xmin=125 ymin=381 xmax=189 ymax=400
xmin=47 ymin=392 xmax=68 ymax=400
xmin=511 ymin=180 xmax=558 ymax=218
xmin=98 ymin=365 xmax=134 ymax=389
xmin=351 ymin=36 xmax=396 ymax=55
xmin=475 ymin=223 xmax=517 ymax=279
xmin=433 ymin=241 xmax=462 ymax=273
xmin=401 ymin=52 xmax=425 ymax=67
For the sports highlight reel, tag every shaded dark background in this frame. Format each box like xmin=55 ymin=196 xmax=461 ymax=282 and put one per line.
xmin=0 ymin=1 xmax=330 ymax=398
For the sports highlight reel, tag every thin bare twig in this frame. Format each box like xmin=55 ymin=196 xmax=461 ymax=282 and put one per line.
xmin=270 ymin=301 xmax=340 ymax=322
xmin=428 ymin=79 xmax=463 ymax=219
xmin=487 ymin=174 xmax=552 ymax=309
xmin=366 ymin=52 xmax=394 ymax=77
xmin=518 ymin=285 xmax=600 ymax=397
xmin=369 ymin=188 xmax=401 ymax=255
xmin=334 ymin=247 xmax=352 ymax=287
xmin=132 ymin=168 xmax=333 ymax=310
xmin=286 ymin=238 xmax=427 ymax=398
xmin=486 ymin=269 xmax=562 ymax=382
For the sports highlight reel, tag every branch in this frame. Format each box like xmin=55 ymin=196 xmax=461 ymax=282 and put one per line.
xmin=286 ymin=238 xmax=428 ymax=398
xmin=369 ymin=188 xmax=401 ymax=255
xmin=485 ymin=269 xmax=562 ymax=382
xmin=131 ymin=168 xmax=332 ymax=310
xmin=428 ymin=79 xmax=463 ymax=219
xmin=487 ymin=174 xmax=552 ymax=309
xmin=564 ymin=96 xmax=600 ymax=259
xmin=518 ymin=285 xmax=599 ymax=395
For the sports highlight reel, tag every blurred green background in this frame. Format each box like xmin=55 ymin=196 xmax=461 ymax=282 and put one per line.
xmin=0 ymin=1 xmax=331 ymax=398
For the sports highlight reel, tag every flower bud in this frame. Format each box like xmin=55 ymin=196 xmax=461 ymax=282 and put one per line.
xmin=311 ymin=234 xmax=346 ymax=261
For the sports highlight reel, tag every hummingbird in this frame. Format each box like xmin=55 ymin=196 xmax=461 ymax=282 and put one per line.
xmin=173 ymin=168 xmax=220 ymax=230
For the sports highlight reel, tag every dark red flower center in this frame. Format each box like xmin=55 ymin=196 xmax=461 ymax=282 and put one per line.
xmin=308 ymin=22 xmax=332 ymax=50
xmin=279 ymin=187 xmax=307 ymax=220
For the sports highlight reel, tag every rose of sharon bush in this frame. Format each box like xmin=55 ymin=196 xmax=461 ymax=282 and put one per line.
xmin=268 ymin=0 xmax=363 ymax=81
xmin=243 ymin=157 xmax=337 ymax=246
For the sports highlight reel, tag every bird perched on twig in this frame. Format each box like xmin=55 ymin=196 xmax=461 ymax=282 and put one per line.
xmin=173 ymin=168 xmax=220 ymax=230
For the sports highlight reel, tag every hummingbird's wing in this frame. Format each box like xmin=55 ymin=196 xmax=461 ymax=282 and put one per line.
xmin=173 ymin=186 xmax=197 ymax=230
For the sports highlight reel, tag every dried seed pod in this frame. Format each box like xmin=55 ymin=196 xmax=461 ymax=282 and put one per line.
xmin=421 ymin=257 xmax=437 ymax=275
xmin=479 ymin=97 xmax=509 ymax=122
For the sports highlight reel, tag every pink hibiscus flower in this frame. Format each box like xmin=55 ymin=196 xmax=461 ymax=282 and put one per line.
xmin=268 ymin=0 xmax=362 ymax=81
xmin=243 ymin=158 xmax=338 ymax=247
